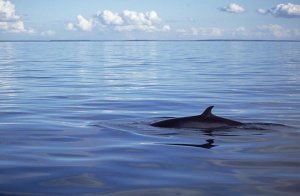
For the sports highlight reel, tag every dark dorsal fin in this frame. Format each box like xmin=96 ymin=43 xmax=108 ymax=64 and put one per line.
xmin=201 ymin=106 xmax=214 ymax=117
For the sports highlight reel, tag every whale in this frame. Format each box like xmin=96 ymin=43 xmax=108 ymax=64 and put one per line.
xmin=151 ymin=106 xmax=244 ymax=129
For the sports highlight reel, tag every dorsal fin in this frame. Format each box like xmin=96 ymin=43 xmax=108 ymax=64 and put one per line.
xmin=201 ymin=106 xmax=214 ymax=117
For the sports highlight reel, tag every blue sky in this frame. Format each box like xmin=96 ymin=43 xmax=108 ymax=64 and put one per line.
xmin=1 ymin=0 xmax=300 ymax=40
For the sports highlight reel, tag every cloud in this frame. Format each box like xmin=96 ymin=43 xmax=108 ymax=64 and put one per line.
xmin=178 ymin=27 xmax=223 ymax=37
xmin=175 ymin=25 xmax=300 ymax=40
xmin=232 ymin=26 xmax=257 ymax=38
xmin=220 ymin=3 xmax=245 ymax=13
xmin=97 ymin=10 xmax=123 ymax=26
xmin=0 ymin=0 xmax=19 ymax=22
xmin=66 ymin=15 xmax=93 ymax=32
xmin=257 ymin=8 xmax=268 ymax=14
xmin=66 ymin=22 xmax=76 ymax=31
xmin=77 ymin=14 xmax=93 ymax=31
xmin=40 ymin=30 xmax=56 ymax=36
xmin=259 ymin=3 xmax=300 ymax=18
xmin=162 ymin=25 xmax=171 ymax=32
xmin=67 ymin=10 xmax=170 ymax=33
xmin=0 ymin=0 xmax=32 ymax=33
xmin=233 ymin=24 xmax=300 ymax=40
xmin=231 ymin=25 xmax=300 ymax=39
xmin=211 ymin=28 xmax=222 ymax=36
xmin=234 ymin=26 xmax=248 ymax=36
xmin=258 ymin=24 xmax=290 ymax=38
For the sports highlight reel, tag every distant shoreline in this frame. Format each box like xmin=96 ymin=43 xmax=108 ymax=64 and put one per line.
xmin=0 ymin=39 xmax=300 ymax=43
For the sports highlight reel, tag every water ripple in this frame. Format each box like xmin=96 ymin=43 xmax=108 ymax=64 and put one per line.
xmin=0 ymin=41 xmax=299 ymax=195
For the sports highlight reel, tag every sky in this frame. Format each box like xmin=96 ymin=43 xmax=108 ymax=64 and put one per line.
xmin=1 ymin=0 xmax=300 ymax=40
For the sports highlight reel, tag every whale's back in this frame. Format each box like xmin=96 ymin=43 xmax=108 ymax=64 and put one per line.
xmin=151 ymin=106 xmax=244 ymax=129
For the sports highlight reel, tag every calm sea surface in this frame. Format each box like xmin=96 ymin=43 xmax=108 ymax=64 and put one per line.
xmin=0 ymin=41 xmax=299 ymax=195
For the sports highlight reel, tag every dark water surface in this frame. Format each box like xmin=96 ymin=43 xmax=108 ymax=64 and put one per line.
xmin=0 ymin=41 xmax=299 ymax=195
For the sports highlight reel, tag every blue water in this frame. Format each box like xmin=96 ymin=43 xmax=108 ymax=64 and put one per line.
xmin=0 ymin=41 xmax=299 ymax=195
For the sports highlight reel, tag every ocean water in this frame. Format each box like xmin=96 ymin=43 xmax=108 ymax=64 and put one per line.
xmin=0 ymin=41 xmax=299 ymax=195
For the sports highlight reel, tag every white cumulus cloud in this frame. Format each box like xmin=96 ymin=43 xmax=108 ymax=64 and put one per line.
xmin=77 ymin=15 xmax=93 ymax=31
xmin=67 ymin=10 xmax=170 ymax=33
xmin=220 ymin=3 xmax=245 ymax=13
xmin=96 ymin=10 xmax=123 ymax=25
xmin=0 ymin=20 xmax=25 ymax=32
xmin=67 ymin=15 xmax=93 ymax=32
xmin=0 ymin=0 xmax=19 ymax=21
xmin=0 ymin=0 xmax=32 ymax=33
xmin=121 ymin=10 xmax=161 ymax=26
xmin=259 ymin=3 xmax=300 ymax=18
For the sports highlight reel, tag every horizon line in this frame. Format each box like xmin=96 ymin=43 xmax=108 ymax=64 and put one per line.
xmin=0 ymin=39 xmax=300 ymax=42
